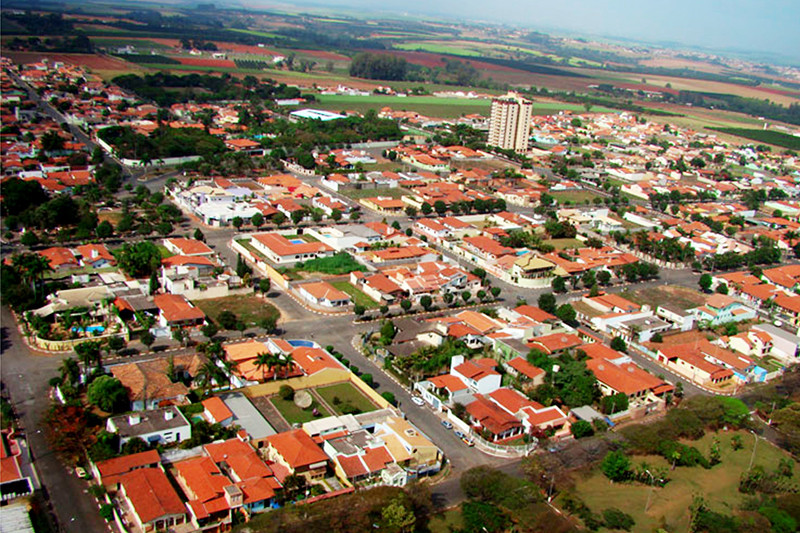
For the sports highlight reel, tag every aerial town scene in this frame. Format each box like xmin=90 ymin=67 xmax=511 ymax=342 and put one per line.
xmin=1 ymin=1 xmax=799 ymax=532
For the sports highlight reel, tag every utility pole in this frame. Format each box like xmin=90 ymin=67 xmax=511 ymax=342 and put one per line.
xmin=644 ymin=469 xmax=656 ymax=512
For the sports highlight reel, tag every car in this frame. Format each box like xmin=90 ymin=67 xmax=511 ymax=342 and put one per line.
xmin=441 ymin=420 xmax=453 ymax=430
xmin=411 ymin=396 xmax=425 ymax=406
xmin=75 ymin=467 xmax=88 ymax=479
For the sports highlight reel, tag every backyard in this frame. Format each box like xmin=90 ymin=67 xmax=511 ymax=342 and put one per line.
xmin=195 ymin=295 xmax=280 ymax=328
xmin=570 ymin=430 xmax=798 ymax=532
xmin=270 ymin=393 xmax=332 ymax=425
xmin=316 ymin=382 xmax=378 ymax=416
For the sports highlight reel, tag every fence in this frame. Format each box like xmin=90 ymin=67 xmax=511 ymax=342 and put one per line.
xmin=445 ymin=411 xmax=538 ymax=458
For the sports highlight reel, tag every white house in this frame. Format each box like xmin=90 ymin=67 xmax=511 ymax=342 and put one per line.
xmin=106 ymin=406 xmax=191 ymax=451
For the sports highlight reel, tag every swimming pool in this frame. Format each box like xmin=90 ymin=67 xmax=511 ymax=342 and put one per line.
xmin=71 ymin=325 xmax=106 ymax=334
xmin=289 ymin=239 xmax=305 ymax=245
xmin=288 ymin=339 xmax=314 ymax=348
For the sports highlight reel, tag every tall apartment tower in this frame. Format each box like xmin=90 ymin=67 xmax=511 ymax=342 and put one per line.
xmin=487 ymin=92 xmax=533 ymax=153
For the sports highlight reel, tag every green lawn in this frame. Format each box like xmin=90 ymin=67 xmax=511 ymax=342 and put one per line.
xmin=394 ymin=42 xmax=484 ymax=57
xmin=295 ymin=253 xmax=365 ymax=275
xmin=313 ymin=93 xmax=491 ymax=119
xmin=316 ymin=382 xmax=377 ymax=416
xmin=551 ymin=190 xmax=603 ymax=205
xmin=330 ymin=281 xmax=379 ymax=309
xmin=571 ymin=430 xmax=798 ymax=532
xmin=195 ymin=295 xmax=279 ymax=327
xmin=270 ymin=394 xmax=331 ymax=425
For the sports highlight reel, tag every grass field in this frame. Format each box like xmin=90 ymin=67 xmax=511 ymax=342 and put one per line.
xmin=543 ymin=238 xmax=584 ymax=250
xmin=551 ymin=190 xmax=603 ymax=204
xmin=316 ymin=382 xmax=377 ymax=415
xmin=270 ymin=394 xmax=331 ymax=425
xmin=340 ymin=187 xmax=409 ymax=200
xmin=157 ymin=244 xmax=174 ymax=259
xmin=572 ymin=430 xmax=798 ymax=532
xmin=428 ymin=508 xmax=464 ymax=533
xmin=394 ymin=42 xmax=484 ymax=57
xmin=620 ymin=285 xmax=707 ymax=311
xmin=330 ymin=281 xmax=379 ymax=309
xmin=195 ymin=295 xmax=280 ymax=327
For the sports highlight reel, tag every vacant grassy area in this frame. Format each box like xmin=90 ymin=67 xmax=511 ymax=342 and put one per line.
xmin=270 ymin=394 xmax=331 ymax=425
xmin=340 ymin=187 xmax=409 ymax=200
xmin=428 ymin=507 xmax=464 ymax=533
xmin=572 ymin=430 xmax=798 ymax=532
xmin=543 ymin=238 xmax=584 ymax=250
xmin=235 ymin=239 xmax=267 ymax=260
xmin=157 ymin=244 xmax=174 ymax=259
xmin=195 ymin=295 xmax=280 ymax=327
xmin=551 ymin=190 xmax=603 ymax=204
xmin=620 ymin=285 xmax=706 ymax=311
xmin=330 ymin=281 xmax=379 ymax=309
xmin=295 ymin=253 xmax=365 ymax=275
xmin=316 ymin=382 xmax=377 ymax=416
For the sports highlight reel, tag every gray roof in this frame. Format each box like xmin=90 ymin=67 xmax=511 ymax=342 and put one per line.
xmin=393 ymin=317 xmax=440 ymax=343
xmin=752 ymin=323 xmax=800 ymax=343
xmin=221 ymin=392 xmax=276 ymax=440
xmin=618 ymin=314 xmax=671 ymax=331
xmin=570 ymin=406 xmax=605 ymax=422
xmin=110 ymin=406 xmax=190 ymax=438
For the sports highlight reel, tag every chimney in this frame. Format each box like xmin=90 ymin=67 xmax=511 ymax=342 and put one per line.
xmin=128 ymin=413 xmax=141 ymax=425
xmin=164 ymin=409 xmax=175 ymax=421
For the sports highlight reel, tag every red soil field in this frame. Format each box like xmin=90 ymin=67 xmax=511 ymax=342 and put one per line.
xmin=218 ymin=43 xmax=281 ymax=56
xmin=3 ymin=52 xmax=131 ymax=70
xmin=175 ymin=57 xmax=237 ymax=68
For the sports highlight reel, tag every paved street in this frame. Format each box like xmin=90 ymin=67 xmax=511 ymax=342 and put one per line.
xmin=1 ymin=308 xmax=111 ymax=533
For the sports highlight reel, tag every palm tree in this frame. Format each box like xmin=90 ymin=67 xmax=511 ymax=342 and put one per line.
xmin=12 ymin=253 xmax=52 ymax=298
xmin=195 ymin=359 xmax=224 ymax=396
xmin=254 ymin=352 xmax=276 ymax=382
xmin=220 ymin=359 xmax=239 ymax=389
xmin=59 ymin=357 xmax=80 ymax=386
xmin=276 ymin=353 xmax=294 ymax=380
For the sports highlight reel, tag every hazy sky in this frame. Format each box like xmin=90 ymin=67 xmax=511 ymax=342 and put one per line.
xmin=277 ymin=0 xmax=800 ymax=63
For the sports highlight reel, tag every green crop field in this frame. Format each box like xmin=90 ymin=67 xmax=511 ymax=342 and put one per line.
xmin=710 ymin=127 xmax=800 ymax=150
xmin=313 ymin=93 xmax=491 ymax=118
xmin=230 ymin=28 xmax=284 ymax=39
xmin=394 ymin=42 xmax=484 ymax=57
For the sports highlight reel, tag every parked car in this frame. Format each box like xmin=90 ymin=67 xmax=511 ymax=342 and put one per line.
xmin=454 ymin=430 xmax=474 ymax=446
xmin=441 ymin=420 xmax=453 ymax=430
xmin=411 ymin=396 xmax=425 ymax=406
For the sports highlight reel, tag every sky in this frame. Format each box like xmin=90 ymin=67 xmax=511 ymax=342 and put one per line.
xmin=271 ymin=0 xmax=800 ymax=64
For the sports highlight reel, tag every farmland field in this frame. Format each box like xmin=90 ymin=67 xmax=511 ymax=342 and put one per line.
xmin=394 ymin=41 xmax=484 ymax=57
xmin=313 ymin=93 xmax=491 ymax=118
xmin=709 ymin=128 xmax=800 ymax=150
xmin=174 ymin=56 xmax=237 ymax=68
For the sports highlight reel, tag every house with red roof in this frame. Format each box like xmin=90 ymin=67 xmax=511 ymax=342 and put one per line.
xmin=38 ymin=246 xmax=78 ymax=270
xmin=117 ymin=467 xmax=187 ymax=532
xmin=163 ymin=237 xmax=214 ymax=257
xmin=323 ymin=430 xmax=408 ymax=487
xmin=202 ymin=396 xmax=234 ymax=426
xmin=655 ymin=343 xmax=736 ymax=387
xmin=0 ymin=431 xmax=33 ymax=501
xmin=296 ymin=280 xmax=351 ymax=308
xmin=250 ymin=233 xmax=334 ymax=265
xmin=528 ymin=332 xmax=584 ymax=355
xmin=153 ymin=293 xmax=206 ymax=328
xmin=75 ymin=243 xmax=115 ymax=268
xmin=92 ymin=450 xmax=161 ymax=490
xmin=465 ymin=394 xmax=524 ymax=442
xmin=264 ymin=429 xmax=329 ymax=480
xmin=503 ymin=357 xmax=546 ymax=387
xmin=486 ymin=388 xmax=570 ymax=438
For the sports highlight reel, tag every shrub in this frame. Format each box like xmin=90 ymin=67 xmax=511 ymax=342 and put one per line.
xmin=278 ymin=385 xmax=294 ymax=401
xmin=571 ymin=420 xmax=595 ymax=439
xmin=361 ymin=373 xmax=373 ymax=387
xmin=601 ymin=450 xmax=631 ymax=482
xmin=602 ymin=508 xmax=635 ymax=531
xmin=381 ymin=391 xmax=396 ymax=405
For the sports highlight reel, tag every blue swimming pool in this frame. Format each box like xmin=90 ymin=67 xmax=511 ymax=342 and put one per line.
xmin=289 ymin=239 xmax=305 ymax=245
xmin=288 ymin=339 xmax=314 ymax=348
xmin=71 ymin=325 xmax=106 ymax=334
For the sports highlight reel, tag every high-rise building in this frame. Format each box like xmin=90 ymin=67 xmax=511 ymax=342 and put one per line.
xmin=487 ymin=92 xmax=533 ymax=153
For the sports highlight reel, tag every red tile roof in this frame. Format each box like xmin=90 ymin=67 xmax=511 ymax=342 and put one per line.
xmin=119 ymin=468 xmax=185 ymax=524
xmin=153 ymin=294 xmax=205 ymax=323
xmin=202 ymin=396 xmax=233 ymax=424
xmin=165 ymin=238 xmax=214 ymax=256
xmin=266 ymin=429 xmax=328 ymax=470
xmin=506 ymin=357 xmax=545 ymax=380
xmin=95 ymin=450 xmax=161 ymax=486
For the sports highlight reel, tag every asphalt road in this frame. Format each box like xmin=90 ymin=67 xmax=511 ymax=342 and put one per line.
xmin=1 ymin=307 xmax=111 ymax=533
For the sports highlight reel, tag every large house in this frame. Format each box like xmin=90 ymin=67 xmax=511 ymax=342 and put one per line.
xmin=117 ymin=467 xmax=187 ymax=533
xmin=250 ymin=233 xmax=334 ymax=265
xmin=692 ymin=294 xmax=756 ymax=326
xmin=264 ymin=429 xmax=329 ymax=480
xmin=296 ymin=281 xmax=351 ymax=308
xmin=106 ymin=406 xmax=191 ymax=451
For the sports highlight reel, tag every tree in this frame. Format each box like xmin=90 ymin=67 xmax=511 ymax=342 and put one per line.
xmin=354 ymin=304 xmax=366 ymax=317
xmin=601 ymin=450 xmax=631 ymax=482
xmin=149 ymin=272 xmax=160 ymax=295
xmin=254 ymin=352 xmax=277 ymax=381
xmin=75 ymin=341 xmax=102 ymax=373
xmin=107 ymin=336 xmax=125 ymax=354
xmin=400 ymin=299 xmax=412 ymax=312
xmin=490 ymin=287 xmax=501 ymax=299
xmin=552 ymin=276 xmax=567 ymax=293
xmin=272 ymin=212 xmax=286 ymax=227
xmin=201 ymin=323 xmax=218 ymax=340
xmin=114 ymin=241 xmax=161 ymax=278
xmin=96 ymin=220 xmax=113 ymax=239
xmin=461 ymin=291 xmax=472 ymax=304
xmin=218 ymin=310 xmax=238 ymax=330
xmin=381 ymin=391 xmax=396 ymax=405
xmin=251 ymin=212 xmax=264 ymax=229
xmin=421 ymin=202 xmax=432 ymax=215
xmin=405 ymin=206 xmax=417 ymax=218
xmin=601 ymin=393 xmax=629 ymax=414
xmin=597 ymin=270 xmax=612 ymax=286
xmin=259 ymin=277 xmax=271 ymax=294
xmin=381 ymin=496 xmax=416 ymax=532
xmin=43 ymin=404 xmax=93 ymax=462
xmin=610 ymin=336 xmax=627 ymax=353
xmin=139 ymin=330 xmax=155 ymax=349
xmin=87 ymin=376 xmax=129 ymax=413
xmin=380 ymin=320 xmax=396 ymax=344
xmin=571 ymin=420 xmax=595 ymax=439
xmin=291 ymin=209 xmax=305 ymax=225
xmin=699 ymin=273 xmax=713 ymax=292
xmin=602 ymin=508 xmax=635 ymax=531
xmin=477 ymin=289 xmax=487 ymax=301
xmin=194 ymin=228 xmax=205 ymax=242
xmin=556 ymin=304 xmax=577 ymax=326
xmin=330 ymin=209 xmax=342 ymax=222
xmin=443 ymin=292 xmax=455 ymax=306
xmin=537 ymin=293 xmax=557 ymax=314
xmin=232 ymin=216 xmax=244 ymax=230
xmin=279 ymin=384 xmax=294 ymax=401
xmin=420 ymin=295 xmax=433 ymax=311
xmin=20 ymin=231 xmax=39 ymax=246
xmin=434 ymin=200 xmax=447 ymax=215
